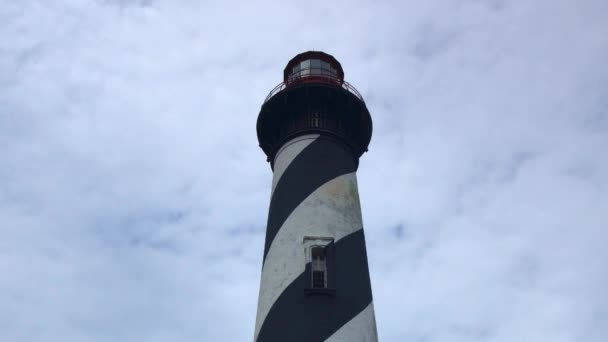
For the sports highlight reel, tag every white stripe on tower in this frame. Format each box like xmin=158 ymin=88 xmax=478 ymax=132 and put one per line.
xmin=254 ymin=135 xmax=377 ymax=342
xmin=270 ymin=134 xmax=319 ymax=195
xmin=254 ymin=133 xmax=322 ymax=340
xmin=254 ymin=172 xmax=363 ymax=340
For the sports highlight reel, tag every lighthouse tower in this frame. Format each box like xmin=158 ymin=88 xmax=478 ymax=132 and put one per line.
xmin=254 ymin=51 xmax=378 ymax=342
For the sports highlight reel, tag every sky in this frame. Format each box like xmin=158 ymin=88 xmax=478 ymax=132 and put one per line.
xmin=1 ymin=0 xmax=607 ymax=341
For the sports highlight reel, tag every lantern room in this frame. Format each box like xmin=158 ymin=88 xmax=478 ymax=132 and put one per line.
xmin=258 ymin=51 xmax=372 ymax=167
xmin=283 ymin=51 xmax=345 ymax=85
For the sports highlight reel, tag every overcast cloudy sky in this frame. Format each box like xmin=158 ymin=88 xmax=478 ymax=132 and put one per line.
xmin=1 ymin=0 xmax=607 ymax=341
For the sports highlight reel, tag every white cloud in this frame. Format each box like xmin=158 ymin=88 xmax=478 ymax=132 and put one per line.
xmin=1 ymin=0 xmax=607 ymax=341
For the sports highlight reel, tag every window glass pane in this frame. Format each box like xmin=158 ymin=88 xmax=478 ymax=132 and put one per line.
xmin=311 ymin=246 xmax=325 ymax=259
xmin=320 ymin=61 xmax=330 ymax=71
xmin=310 ymin=59 xmax=322 ymax=76
xmin=291 ymin=64 xmax=301 ymax=79
xmin=300 ymin=60 xmax=310 ymax=76
xmin=312 ymin=271 xmax=325 ymax=288
xmin=311 ymin=246 xmax=327 ymax=288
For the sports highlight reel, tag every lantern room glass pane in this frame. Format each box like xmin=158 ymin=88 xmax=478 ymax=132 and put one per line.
xmin=292 ymin=64 xmax=301 ymax=78
xmin=288 ymin=58 xmax=341 ymax=80
xmin=311 ymin=59 xmax=322 ymax=76
xmin=320 ymin=61 xmax=330 ymax=73
xmin=300 ymin=60 xmax=310 ymax=76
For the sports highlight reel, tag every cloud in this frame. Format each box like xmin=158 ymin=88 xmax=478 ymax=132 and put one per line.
xmin=1 ymin=0 xmax=607 ymax=341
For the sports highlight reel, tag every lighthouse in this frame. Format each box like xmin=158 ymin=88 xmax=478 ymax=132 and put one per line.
xmin=254 ymin=51 xmax=378 ymax=342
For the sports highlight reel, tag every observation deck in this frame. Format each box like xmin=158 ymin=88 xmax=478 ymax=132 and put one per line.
xmin=257 ymin=51 xmax=372 ymax=167
xmin=264 ymin=52 xmax=364 ymax=103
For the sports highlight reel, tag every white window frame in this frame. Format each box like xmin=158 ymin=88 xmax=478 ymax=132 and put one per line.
xmin=303 ymin=236 xmax=334 ymax=289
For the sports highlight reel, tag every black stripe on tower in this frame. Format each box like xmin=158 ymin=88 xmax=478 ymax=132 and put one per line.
xmin=256 ymin=229 xmax=373 ymax=342
xmin=262 ymin=137 xmax=358 ymax=263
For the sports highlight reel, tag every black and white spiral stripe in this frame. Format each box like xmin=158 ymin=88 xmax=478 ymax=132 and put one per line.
xmin=254 ymin=134 xmax=378 ymax=342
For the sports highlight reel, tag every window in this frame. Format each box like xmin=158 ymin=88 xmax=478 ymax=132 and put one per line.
xmin=310 ymin=59 xmax=321 ymax=75
xmin=300 ymin=60 xmax=310 ymax=76
xmin=292 ymin=63 xmax=301 ymax=78
xmin=288 ymin=59 xmax=339 ymax=81
xmin=311 ymin=246 xmax=327 ymax=288
xmin=320 ymin=61 xmax=331 ymax=76
xmin=303 ymin=236 xmax=335 ymax=296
